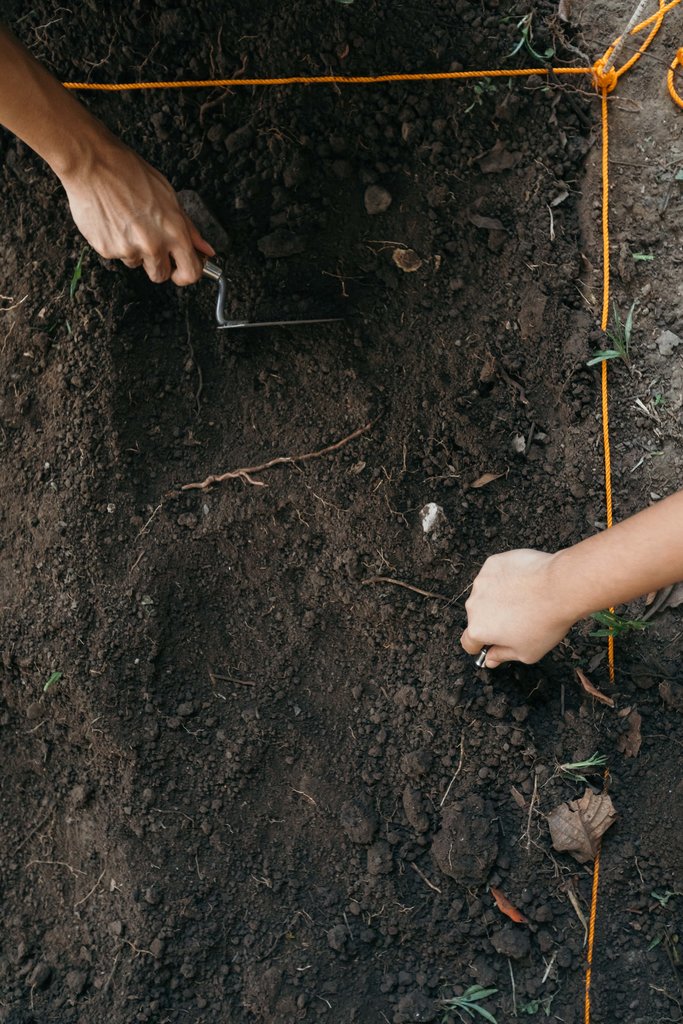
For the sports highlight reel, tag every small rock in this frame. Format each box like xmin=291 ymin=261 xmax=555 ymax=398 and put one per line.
xmin=177 ymin=513 xmax=197 ymax=529
xmin=660 ymin=680 xmax=683 ymax=711
xmin=420 ymin=502 xmax=446 ymax=535
xmin=327 ymin=924 xmax=347 ymax=952
xmin=340 ymin=797 xmax=377 ymax=844
xmin=257 ymin=230 xmax=307 ymax=259
xmin=364 ymin=185 xmax=392 ymax=215
xmin=395 ymin=989 xmax=437 ymax=1023
xmin=491 ymin=925 xmax=531 ymax=960
xmin=150 ymin=938 xmax=165 ymax=958
xmin=367 ymin=840 xmax=393 ymax=875
xmin=656 ymin=330 xmax=682 ymax=357
xmin=176 ymin=702 xmax=194 ymax=717
xmin=392 ymin=248 xmax=423 ymax=273
xmin=27 ymin=963 xmax=52 ymax=989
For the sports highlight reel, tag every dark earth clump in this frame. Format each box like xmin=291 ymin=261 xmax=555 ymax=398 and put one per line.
xmin=1 ymin=1 xmax=682 ymax=1023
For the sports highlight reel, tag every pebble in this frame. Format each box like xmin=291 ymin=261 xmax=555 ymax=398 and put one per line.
xmin=177 ymin=513 xmax=197 ymax=529
xmin=364 ymin=184 xmax=392 ymax=215
xmin=660 ymin=680 xmax=683 ymax=711
xmin=656 ymin=330 xmax=682 ymax=357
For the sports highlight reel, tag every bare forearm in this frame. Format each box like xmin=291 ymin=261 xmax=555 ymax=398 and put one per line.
xmin=0 ymin=27 xmax=111 ymax=177
xmin=461 ymin=490 xmax=683 ymax=668
xmin=0 ymin=25 xmax=213 ymax=285
xmin=550 ymin=490 xmax=683 ymax=618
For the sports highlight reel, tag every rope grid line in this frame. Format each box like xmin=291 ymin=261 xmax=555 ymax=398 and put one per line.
xmin=59 ymin=3 xmax=681 ymax=1022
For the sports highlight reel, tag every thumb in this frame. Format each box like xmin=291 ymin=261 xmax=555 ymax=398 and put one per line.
xmin=483 ymin=645 xmax=518 ymax=669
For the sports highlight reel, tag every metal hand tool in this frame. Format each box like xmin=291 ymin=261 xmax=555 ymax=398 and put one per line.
xmin=202 ymin=259 xmax=341 ymax=329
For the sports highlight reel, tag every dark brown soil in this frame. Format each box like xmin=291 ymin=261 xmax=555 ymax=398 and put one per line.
xmin=1 ymin=3 xmax=682 ymax=1023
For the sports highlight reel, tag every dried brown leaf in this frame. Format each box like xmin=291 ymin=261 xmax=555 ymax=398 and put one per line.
xmin=490 ymin=886 xmax=528 ymax=924
xmin=392 ymin=248 xmax=423 ymax=273
xmin=575 ymin=668 xmax=615 ymax=707
xmin=616 ymin=709 xmax=642 ymax=758
xmin=547 ymin=790 xmax=617 ymax=864
xmin=471 ymin=471 xmax=504 ymax=489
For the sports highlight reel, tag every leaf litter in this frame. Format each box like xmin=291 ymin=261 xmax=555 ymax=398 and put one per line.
xmin=547 ymin=789 xmax=617 ymax=863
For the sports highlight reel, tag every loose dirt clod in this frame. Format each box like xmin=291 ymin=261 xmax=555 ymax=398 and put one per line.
xmin=431 ymin=795 xmax=498 ymax=883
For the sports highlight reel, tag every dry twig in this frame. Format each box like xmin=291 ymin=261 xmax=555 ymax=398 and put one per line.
xmin=182 ymin=419 xmax=375 ymax=492
xmin=410 ymin=861 xmax=442 ymax=894
xmin=362 ymin=576 xmax=449 ymax=602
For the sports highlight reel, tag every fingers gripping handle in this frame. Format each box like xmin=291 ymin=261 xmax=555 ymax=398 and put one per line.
xmin=201 ymin=258 xmax=230 ymax=326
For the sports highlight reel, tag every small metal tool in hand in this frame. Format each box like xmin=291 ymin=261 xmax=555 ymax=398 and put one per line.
xmin=202 ymin=259 xmax=341 ymax=330
xmin=474 ymin=645 xmax=491 ymax=669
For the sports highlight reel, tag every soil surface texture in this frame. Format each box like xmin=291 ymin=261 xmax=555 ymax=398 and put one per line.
xmin=1 ymin=2 xmax=682 ymax=1023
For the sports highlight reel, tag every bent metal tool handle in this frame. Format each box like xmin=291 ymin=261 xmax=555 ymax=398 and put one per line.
xmin=201 ymin=258 xmax=341 ymax=330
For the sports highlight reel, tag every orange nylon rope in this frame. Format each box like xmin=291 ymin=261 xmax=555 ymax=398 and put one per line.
xmin=669 ymin=47 xmax=683 ymax=107
xmin=62 ymin=67 xmax=590 ymax=90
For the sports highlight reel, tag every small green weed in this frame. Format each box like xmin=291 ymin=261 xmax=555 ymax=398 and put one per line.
xmin=44 ymin=670 xmax=63 ymax=693
xmin=651 ymin=890 xmax=683 ymax=908
xmin=441 ymin=986 xmax=498 ymax=1023
xmin=506 ymin=14 xmax=554 ymax=61
xmin=590 ymin=610 xmax=649 ymax=639
xmin=70 ymin=247 xmax=87 ymax=299
xmin=464 ymin=79 xmax=498 ymax=113
xmin=519 ymin=993 xmax=556 ymax=1016
xmin=632 ymin=252 xmax=654 ymax=262
xmin=558 ymin=752 xmax=607 ymax=784
xmin=587 ymin=299 xmax=636 ymax=369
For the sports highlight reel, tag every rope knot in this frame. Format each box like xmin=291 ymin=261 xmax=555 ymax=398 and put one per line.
xmin=592 ymin=58 xmax=618 ymax=92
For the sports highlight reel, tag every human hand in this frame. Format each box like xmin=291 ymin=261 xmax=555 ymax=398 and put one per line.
xmin=60 ymin=136 xmax=215 ymax=285
xmin=460 ymin=549 xmax=579 ymax=668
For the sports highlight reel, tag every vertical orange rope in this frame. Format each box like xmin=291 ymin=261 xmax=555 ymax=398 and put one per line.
xmin=584 ymin=844 xmax=603 ymax=1024
xmin=599 ymin=84 xmax=616 ymax=683
xmin=585 ymin=82 xmax=615 ymax=1024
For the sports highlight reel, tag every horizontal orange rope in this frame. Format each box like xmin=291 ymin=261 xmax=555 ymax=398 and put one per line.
xmin=62 ymin=67 xmax=591 ymax=91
